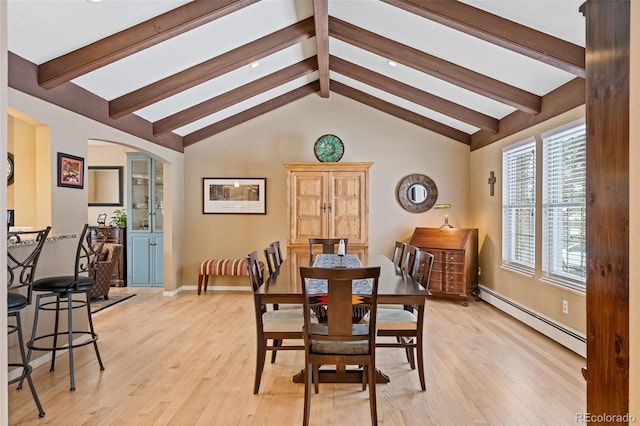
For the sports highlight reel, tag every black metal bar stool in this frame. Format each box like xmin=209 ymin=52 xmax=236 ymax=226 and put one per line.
xmin=7 ymin=227 xmax=51 ymax=418
xmin=24 ymin=224 xmax=109 ymax=391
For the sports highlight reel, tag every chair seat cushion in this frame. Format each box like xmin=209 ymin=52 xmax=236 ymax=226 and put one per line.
xmin=33 ymin=275 xmax=96 ymax=293
xmin=262 ymin=308 xmax=304 ymax=332
xmin=364 ymin=308 xmax=417 ymax=330
xmin=7 ymin=292 xmax=28 ymax=311
xmin=309 ymin=323 xmax=370 ymax=354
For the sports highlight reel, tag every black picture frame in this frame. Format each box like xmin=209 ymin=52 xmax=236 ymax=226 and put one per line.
xmin=57 ymin=152 xmax=85 ymax=189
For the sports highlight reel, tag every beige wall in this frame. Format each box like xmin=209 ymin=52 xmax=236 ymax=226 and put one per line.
xmin=630 ymin=0 xmax=639 ymax=417
xmin=470 ymin=106 xmax=587 ymax=335
xmin=8 ymin=89 xmax=185 ymax=294
xmin=181 ymin=93 xmax=472 ymax=286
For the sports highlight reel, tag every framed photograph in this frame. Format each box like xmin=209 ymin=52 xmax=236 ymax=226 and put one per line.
xmin=97 ymin=213 xmax=107 ymax=226
xmin=57 ymin=152 xmax=85 ymax=189
xmin=203 ymin=178 xmax=266 ymax=214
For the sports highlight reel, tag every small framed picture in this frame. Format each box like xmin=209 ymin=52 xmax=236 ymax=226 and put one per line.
xmin=57 ymin=152 xmax=85 ymax=189
xmin=97 ymin=213 xmax=107 ymax=226
xmin=203 ymin=177 xmax=266 ymax=214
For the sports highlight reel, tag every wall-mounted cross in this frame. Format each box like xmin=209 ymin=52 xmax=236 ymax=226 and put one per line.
xmin=488 ymin=171 xmax=496 ymax=196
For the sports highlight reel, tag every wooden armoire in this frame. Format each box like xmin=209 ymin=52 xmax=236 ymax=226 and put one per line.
xmin=285 ymin=162 xmax=372 ymax=256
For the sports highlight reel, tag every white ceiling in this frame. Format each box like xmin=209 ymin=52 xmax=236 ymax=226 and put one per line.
xmin=7 ymin=0 xmax=586 ymax=144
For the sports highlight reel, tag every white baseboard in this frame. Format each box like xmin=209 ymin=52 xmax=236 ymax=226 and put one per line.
xmin=479 ymin=285 xmax=586 ymax=357
xmin=178 ymin=284 xmax=252 ymax=294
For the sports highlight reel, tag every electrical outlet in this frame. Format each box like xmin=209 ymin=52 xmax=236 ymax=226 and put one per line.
xmin=562 ymin=300 xmax=569 ymax=314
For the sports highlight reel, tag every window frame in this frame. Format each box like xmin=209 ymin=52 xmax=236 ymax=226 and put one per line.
xmin=541 ymin=120 xmax=587 ymax=291
xmin=502 ymin=137 xmax=537 ymax=274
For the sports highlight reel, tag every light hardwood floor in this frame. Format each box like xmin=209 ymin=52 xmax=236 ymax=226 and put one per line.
xmin=8 ymin=287 xmax=586 ymax=425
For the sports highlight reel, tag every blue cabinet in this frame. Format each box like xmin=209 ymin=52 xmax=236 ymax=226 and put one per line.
xmin=127 ymin=153 xmax=163 ymax=287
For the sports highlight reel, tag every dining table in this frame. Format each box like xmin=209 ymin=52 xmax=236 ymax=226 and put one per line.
xmin=256 ymin=252 xmax=429 ymax=384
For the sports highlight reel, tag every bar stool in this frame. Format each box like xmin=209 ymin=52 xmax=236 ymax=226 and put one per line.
xmin=7 ymin=227 xmax=51 ymax=418
xmin=24 ymin=224 xmax=108 ymax=391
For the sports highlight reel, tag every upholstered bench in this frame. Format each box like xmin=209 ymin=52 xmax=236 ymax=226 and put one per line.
xmin=197 ymin=258 xmax=264 ymax=295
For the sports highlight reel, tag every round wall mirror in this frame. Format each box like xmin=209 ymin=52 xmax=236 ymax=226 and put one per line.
xmin=397 ymin=174 xmax=438 ymax=213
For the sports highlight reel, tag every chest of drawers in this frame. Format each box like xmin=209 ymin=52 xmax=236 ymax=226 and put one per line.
xmin=409 ymin=227 xmax=478 ymax=306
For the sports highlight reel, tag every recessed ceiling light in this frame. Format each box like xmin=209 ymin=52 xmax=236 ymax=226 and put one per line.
xmin=87 ymin=0 xmax=103 ymax=2
xmin=387 ymin=60 xmax=397 ymax=67
xmin=250 ymin=62 xmax=260 ymax=69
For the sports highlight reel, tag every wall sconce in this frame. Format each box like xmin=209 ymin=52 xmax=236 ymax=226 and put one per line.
xmin=433 ymin=203 xmax=453 ymax=229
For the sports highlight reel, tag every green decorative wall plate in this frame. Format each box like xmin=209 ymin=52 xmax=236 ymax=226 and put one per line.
xmin=314 ymin=134 xmax=344 ymax=162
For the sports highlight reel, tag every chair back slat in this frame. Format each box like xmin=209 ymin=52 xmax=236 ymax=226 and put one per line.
xmin=7 ymin=227 xmax=51 ymax=305
xmin=299 ymin=266 xmax=380 ymax=344
xmin=309 ymin=238 xmax=348 ymax=255
xmin=392 ymin=241 xmax=406 ymax=269
xmin=75 ymin=224 xmax=109 ymax=283
xmin=270 ymin=241 xmax=283 ymax=265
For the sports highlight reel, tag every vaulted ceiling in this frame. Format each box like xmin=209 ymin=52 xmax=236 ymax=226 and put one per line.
xmin=7 ymin=0 xmax=586 ymax=153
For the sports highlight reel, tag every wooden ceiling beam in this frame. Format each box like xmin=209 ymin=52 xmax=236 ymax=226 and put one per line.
xmin=471 ymin=77 xmax=585 ymax=150
xmin=313 ymin=0 xmax=330 ymax=97
xmin=329 ymin=17 xmax=541 ymax=115
xmin=8 ymin=52 xmax=183 ymax=152
xmin=38 ymin=0 xmax=258 ymax=89
xmin=153 ymin=57 xmax=318 ymax=136
xmin=382 ymin=0 xmax=585 ymax=78
xmin=183 ymin=81 xmax=320 ymax=146
xmin=330 ymin=55 xmax=497 ymax=133
xmin=331 ymin=80 xmax=471 ymax=144
xmin=110 ymin=17 xmax=316 ymax=119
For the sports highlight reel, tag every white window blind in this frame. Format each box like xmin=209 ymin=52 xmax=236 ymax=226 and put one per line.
xmin=542 ymin=122 xmax=586 ymax=290
xmin=502 ymin=138 xmax=536 ymax=273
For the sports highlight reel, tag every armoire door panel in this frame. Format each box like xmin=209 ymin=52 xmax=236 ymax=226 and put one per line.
xmin=286 ymin=163 xmax=371 ymax=252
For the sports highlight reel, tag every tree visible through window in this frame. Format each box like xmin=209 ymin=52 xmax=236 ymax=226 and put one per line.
xmin=502 ymin=138 xmax=536 ymax=273
xmin=542 ymin=121 xmax=587 ymax=290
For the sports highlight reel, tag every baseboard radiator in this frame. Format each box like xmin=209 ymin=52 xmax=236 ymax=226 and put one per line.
xmin=479 ymin=285 xmax=586 ymax=357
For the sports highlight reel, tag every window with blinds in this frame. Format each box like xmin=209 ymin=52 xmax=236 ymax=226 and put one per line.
xmin=502 ymin=138 xmax=536 ymax=273
xmin=542 ymin=121 xmax=586 ymax=290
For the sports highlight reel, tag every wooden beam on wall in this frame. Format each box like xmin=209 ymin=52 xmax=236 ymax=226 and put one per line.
xmin=329 ymin=16 xmax=541 ymax=115
xmin=38 ymin=0 xmax=258 ymax=89
xmin=109 ymin=17 xmax=316 ymax=119
xmin=330 ymin=55 xmax=497 ymax=133
xmin=583 ymin=0 xmax=630 ymax=416
xmin=331 ymin=80 xmax=471 ymax=144
xmin=470 ymin=78 xmax=585 ymax=151
xmin=153 ymin=57 xmax=318 ymax=136
xmin=313 ymin=0 xmax=330 ymax=97
xmin=183 ymin=81 xmax=320 ymax=146
xmin=383 ymin=0 xmax=585 ymax=78
xmin=9 ymin=52 xmax=184 ymax=152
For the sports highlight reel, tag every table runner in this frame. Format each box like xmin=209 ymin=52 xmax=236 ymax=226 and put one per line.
xmin=306 ymin=254 xmax=372 ymax=295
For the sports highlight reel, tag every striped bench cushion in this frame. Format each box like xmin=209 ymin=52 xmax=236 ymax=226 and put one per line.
xmin=200 ymin=258 xmax=254 ymax=276
xmin=197 ymin=258 xmax=264 ymax=295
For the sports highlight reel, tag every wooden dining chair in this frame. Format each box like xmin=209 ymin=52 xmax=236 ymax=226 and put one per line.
xmin=392 ymin=241 xmax=406 ymax=269
xmin=370 ymin=249 xmax=434 ymax=391
xmin=270 ymin=241 xmax=284 ymax=265
xmin=263 ymin=244 xmax=279 ymax=276
xmin=246 ymin=251 xmax=304 ymax=394
xmin=308 ymin=238 xmax=348 ymax=255
xmin=299 ymin=266 xmax=381 ymax=426
xmin=401 ymin=244 xmax=419 ymax=274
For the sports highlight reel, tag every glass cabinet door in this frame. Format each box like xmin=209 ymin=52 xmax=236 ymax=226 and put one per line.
xmin=153 ymin=160 xmax=163 ymax=232
xmin=130 ymin=158 xmax=150 ymax=232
